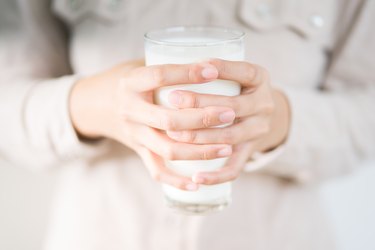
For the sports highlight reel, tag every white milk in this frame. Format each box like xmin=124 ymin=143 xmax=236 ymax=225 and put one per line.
xmin=145 ymin=32 xmax=244 ymax=212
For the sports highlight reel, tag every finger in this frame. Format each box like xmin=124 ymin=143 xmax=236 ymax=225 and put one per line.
xmin=121 ymin=62 xmax=218 ymax=91
xmin=139 ymin=126 xmax=233 ymax=160
xmin=138 ymin=147 xmax=199 ymax=191
xmin=167 ymin=116 xmax=270 ymax=145
xmin=192 ymin=142 xmax=253 ymax=185
xmin=208 ymin=59 xmax=269 ymax=88
xmin=168 ymin=90 xmax=274 ymax=118
xmin=124 ymin=100 xmax=236 ymax=130
xmin=119 ymin=59 xmax=145 ymax=69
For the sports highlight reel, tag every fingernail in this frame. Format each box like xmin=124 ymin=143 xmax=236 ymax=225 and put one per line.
xmin=217 ymin=146 xmax=232 ymax=157
xmin=219 ymin=110 xmax=235 ymax=123
xmin=168 ymin=91 xmax=182 ymax=106
xmin=186 ymin=183 xmax=198 ymax=191
xmin=192 ymin=175 xmax=205 ymax=184
xmin=201 ymin=66 xmax=218 ymax=79
xmin=166 ymin=130 xmax=182 ymax=140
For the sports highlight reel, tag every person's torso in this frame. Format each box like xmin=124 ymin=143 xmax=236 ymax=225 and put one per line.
xmin=46 ymin=1 xmax=339 ymax=249
xmin=53 ymin=0 xmax=339 ymax=89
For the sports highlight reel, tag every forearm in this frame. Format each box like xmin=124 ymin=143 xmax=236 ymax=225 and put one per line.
xmin=260 ymin=88 xmax=375 ymax=182
xmin=69 ymin=74 xmax=115 ymax=140
xmin=0 ymin=77 xmax=86 ymax=167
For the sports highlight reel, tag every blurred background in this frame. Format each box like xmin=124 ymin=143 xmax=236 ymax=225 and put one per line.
xmin=1 ymin=159 xmax=375 ymax=250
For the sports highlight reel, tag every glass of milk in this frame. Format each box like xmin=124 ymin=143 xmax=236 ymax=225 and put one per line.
xmin=144 ymin=26 xmax=245 ymax=214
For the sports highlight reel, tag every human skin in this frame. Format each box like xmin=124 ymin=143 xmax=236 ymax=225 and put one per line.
xmin=69 ymin=59 xmax=290 ymax=191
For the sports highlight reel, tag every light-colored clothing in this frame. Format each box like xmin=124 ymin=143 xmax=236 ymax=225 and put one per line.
xmin=1 ymin=0 xmax=375 ymax=249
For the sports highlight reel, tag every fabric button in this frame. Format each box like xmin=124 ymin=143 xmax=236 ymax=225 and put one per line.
xmin=108 ymin=0 xmax=121 ymax=10
xmin=69 ymin=0 xmax=84 ymax=11
xmin=309 ymin=14 xmax=324 ymax=28
xmin=255 ymin=2 xmax=272 ymax=19
xmin=94 ymin=0 xmax=128 ymax=21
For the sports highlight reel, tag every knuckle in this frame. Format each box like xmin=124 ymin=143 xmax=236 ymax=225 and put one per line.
xmin=221 ymin=167 xmax=239 ymax=182
xmin=250 ymin=64 xmax=266 ymax=85
xmin=209 ymin=58 xmax=224 ymax=69
xmin=175 ymin=182 xmax=187 ymax=190
xmin=185 ymin=130 xmax=197 ymax=143
xmin=246 ymin=64 xmax=257 ymax=83
xmin=200 ymin=149 xmax=211 ymax=161
xmin=189 ymin=93 xmax=200 ymax=108
xmin=183 ymin=91 xmax=199 ymax=108
xmin=202 ymin=112 xmax=212 ymax=128
xmin=263 ymin=123 xmax=271 ymax=134
xmin=205 ymin=177 xmax=218 ymax=185
xmin=228 ymin=170 xmax=239 ymax=181
xmin=119 ymin=108 xmax=132 ymax=123
xmin=187 ymin=64 xmax=200 ymax=82
xmin=163 ymin=143 xmax=177 ymax=160
xmin=262 ymin=102 xmax=275 ymax=115
xmin=151 ymin=66 xmax=166 ymax=85
xmin=227 ymin=96 xmax=240 ymax=112
xmin=222 ymin=129 xmax=235 ymax=144
xmin=258 ymin=122 xmax=271 ymax=136
xmin=150 ymin=170 xmax=162 ymax=182
xmin=158 ymin=113 xmax=176 ymax=130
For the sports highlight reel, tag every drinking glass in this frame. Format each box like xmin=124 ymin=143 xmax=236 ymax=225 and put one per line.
xmin=144 ymin=26 xmax=245 ymax=214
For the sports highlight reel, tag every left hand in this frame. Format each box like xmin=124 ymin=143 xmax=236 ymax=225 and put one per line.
xmin=165 ymin=59 xmax=291 ymax=185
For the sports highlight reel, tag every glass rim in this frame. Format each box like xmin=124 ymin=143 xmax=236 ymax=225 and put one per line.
xmin=144 ymin=26 xmax=245 ymax=47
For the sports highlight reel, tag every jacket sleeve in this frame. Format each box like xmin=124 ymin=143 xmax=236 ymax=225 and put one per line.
xmin=0 ymin=0 xmax=102 ymax=170
xmin=256 ymin=0 xmax=375 ymax=183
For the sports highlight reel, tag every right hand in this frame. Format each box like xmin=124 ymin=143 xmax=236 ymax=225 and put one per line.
xmin=69 ymin=60 xmax=235 ymax=191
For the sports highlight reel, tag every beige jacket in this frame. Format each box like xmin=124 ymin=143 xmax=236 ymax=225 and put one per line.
xmin=1 ymin=0 xmax=374 ymax=249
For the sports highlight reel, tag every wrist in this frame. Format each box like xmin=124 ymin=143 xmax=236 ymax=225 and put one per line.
xmin=69 ymin=75 xmax=115 ymax=140
xmin=257 ymin=89 xmax=291 ymax=152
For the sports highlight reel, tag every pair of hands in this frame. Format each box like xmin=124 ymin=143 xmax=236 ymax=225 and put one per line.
xmin=70 ymin=59 xmax=290 ymax=191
